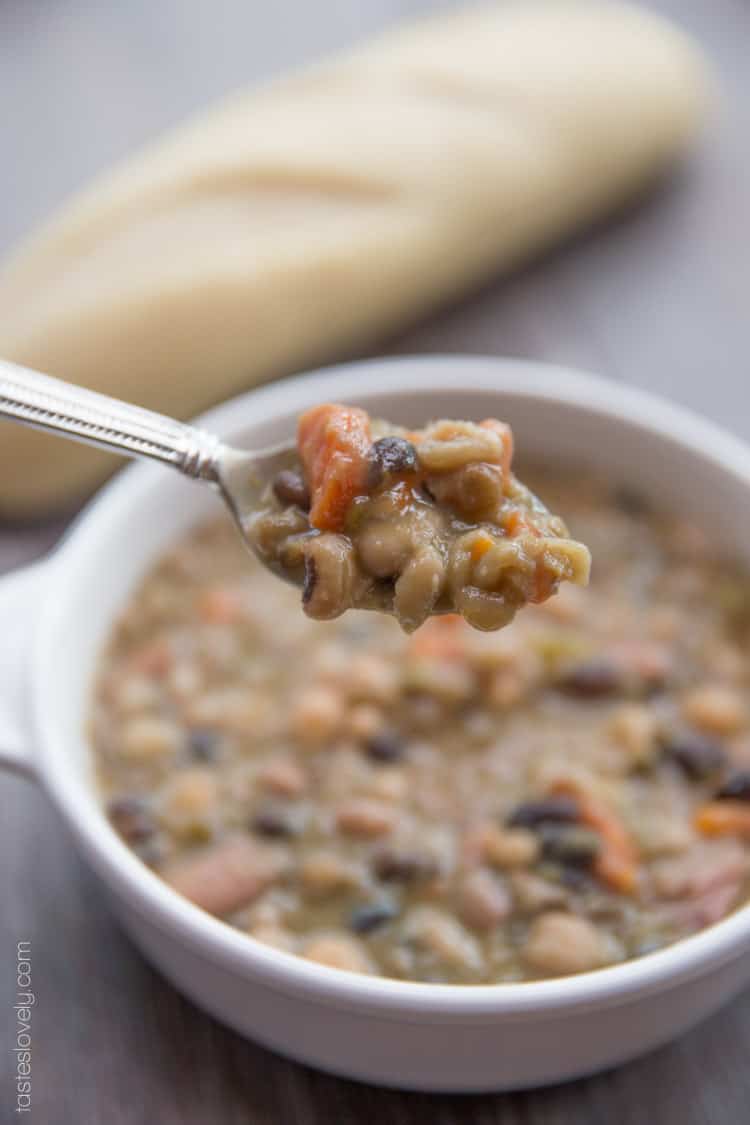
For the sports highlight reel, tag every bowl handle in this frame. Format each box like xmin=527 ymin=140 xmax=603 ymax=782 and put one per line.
xmin=0 ymin=562 xmax=47 ymax=781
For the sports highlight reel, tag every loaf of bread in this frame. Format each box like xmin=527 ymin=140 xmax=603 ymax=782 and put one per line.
xmin=0 ymin=0 xmax=709 ymax=514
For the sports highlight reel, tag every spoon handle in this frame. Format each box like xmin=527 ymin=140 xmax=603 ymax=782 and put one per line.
xmin=0 ymin=358 xmax=221 ymax=481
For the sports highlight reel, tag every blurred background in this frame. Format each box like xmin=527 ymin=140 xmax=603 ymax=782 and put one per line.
xmin=0 ymin=2 xmax=748 ymax=1123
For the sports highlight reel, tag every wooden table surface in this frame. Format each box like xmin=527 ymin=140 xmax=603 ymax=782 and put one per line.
xmin=1 ymin=2 xmax=748 ymax=1121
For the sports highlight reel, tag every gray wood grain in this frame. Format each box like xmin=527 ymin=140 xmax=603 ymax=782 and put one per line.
xmin=0 ymin=1 xmax=748 ymax=1122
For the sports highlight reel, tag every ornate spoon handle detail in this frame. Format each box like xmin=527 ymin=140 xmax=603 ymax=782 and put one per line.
xmin=0 ymin=359 xmax=221 ymax=480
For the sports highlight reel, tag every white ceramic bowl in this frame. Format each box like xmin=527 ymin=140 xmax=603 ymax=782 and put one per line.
xmin=2 ymin=356 xmax=749 ymax=1092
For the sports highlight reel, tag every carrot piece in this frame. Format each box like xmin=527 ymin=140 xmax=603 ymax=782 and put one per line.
xmin=470 ymin=531 xmax=495 ymax=563
xmin=408 ymin=615 xmax=466 ymax=661
xmin=480 ymin=418 xmax=514 ymax=477
xmin=552 ymin=780 xmax=639 ymax=894
xmin=695 ymin=802 xmax=750 ymax=840
xmin=503 ymin=509 xmax=542 ymax=540
xmin=297 ymin=404 xmax=372 ymax=532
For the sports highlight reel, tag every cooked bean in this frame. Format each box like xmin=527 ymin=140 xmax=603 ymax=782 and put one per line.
xmin=365 ymin=767 xmax=408 ymax=803
xmin=684 ymin=685 xmax=748 ymax=735
xmin=479 ymin=825 xmax=540 ymax=869
xmin=372 ymin=846 xmax=436 ymax=883
xmin=247 ymin=505 xmax=309 ymax=558
xmin=255 ymin=758 xmax=307 ymax=798
xmin=303 ymin=933 xmax=375 ymax=974
xmin=424 ymin=462 xmax=504 ymax=519
xmin=249 ymin=923 xmax=297 ymax=953
xmin=510 ymin=872 xmax=568 ymax=914
xmin=403 ymin=906 xmax=484 ymax=974
xmin=187 ymin=727 xmax=219 ymax=762
xmin=539 ymin=824 xmax=601 ymax=868
xmin=346 ymin=703 xmax=383 ymax=742
xmin=273 ymin=468 xmax=310 ymax=510
xmin=120 ymin=716 xmax=181 ymax=763
xmin=159 ymin=768 xmax=219 ymax=839
xmin=609 ymin=704 xmax=657 ymax=765
xmin=364 ymin=730 xmax=406 ymax=763
xmin=393 ymin=545 xmax=445 ymax=633
xmin=716 ymin=771 xmax=750 ymax=801
xmin=300 ymin=534 xmax=357 ymax=620
xmin=163 ymin=835 xmax=288 ymax=915
xmin=663 ymin=734 xmax=727 ymax=780
xmin=349 ymin=900 xmax=398 ymax=934
xmin=251 ymin=802 xmax=304 ymax=838
xmin=507 ymin=795 xmax=580 ymax=829
xmin=459 ymin=869 xmax=511 ymax=931
xmin=356 ymin=521 xmax=411 ymax=579
xmin=106 ymin=796 xmax=155 ymax=844
xmin=367 ymin=436 xmax=419 ymax=488
xmin=302 ymin=556 xmax=317 ymax=606
xmin=523 ymin=912 xmax=610 ymax=976
xmin=558 ymin=660 xmax=623 ymax=698
xmin=344 ymin=655 xmax=399 ymax=705
xmin=300 ymin=851 xmax=361 ymax=897
xmin=290 ymin=686 xmax=343 ymax=745
xmin=336 ymin=799 xmax=396 ymax=838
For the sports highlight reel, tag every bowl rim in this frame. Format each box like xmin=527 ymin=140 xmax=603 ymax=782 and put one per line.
xmin=33 ymin=355 xmax=750 ymax=1019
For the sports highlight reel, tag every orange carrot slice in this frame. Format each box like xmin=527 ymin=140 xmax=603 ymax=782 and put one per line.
xmin=503 ymin=509 xmax=542 ymax=539
xmin=552 ymin=780 xmax=639 ymax=894
xmin=470 ymin=531 xmax=495 ymax=563
xmin=695 ymin=802 xmax=750 ymax=840
xmin=297 ymin=404 xmax=372 ymax=532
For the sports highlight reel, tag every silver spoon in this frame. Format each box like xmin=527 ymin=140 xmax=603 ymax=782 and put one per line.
xmin=0 ymin=358 xmax=298 ymax=575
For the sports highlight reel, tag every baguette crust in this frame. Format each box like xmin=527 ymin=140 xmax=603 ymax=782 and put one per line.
xmin=0 ymin=0 xmax=709 ymax=513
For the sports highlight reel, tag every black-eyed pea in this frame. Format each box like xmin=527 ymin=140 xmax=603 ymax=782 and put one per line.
xmin=336 ymin=798 xmax=397 ymax=838
xmin=120 ymin=716 xmax=181 ymax=764
xmin=248 ymin=923 xmax=297 ymax=953
xmin=459 ymin=869 xmax=511 ymax=931
xmin=364 ymin=767 xmax=408 ymax=804
xmin=523 ymin=912 xmax=611 ymax=976
xmin=404 ymin=659 xmax=475 ymax=705
xmin=684 ymin=685 xmax=748 ymax=736
xmin=300 ymin=534 xmax=357 ymax=621
xmin=187 ymin=689 xmax=277 ymax=737
xmin=255 ymin=757 xmax=308 ymax=798
xmin=346 ymin=703 xmax=384 ymax=742
xmin=356 ymin=521 xmax=411 ymax=579
xmin=159 ymin=768 xmax=220 ymax=839
xmin=300 ymin=851 xmax=363 ymax=897
xmin=113 ymin=676 xmax=161 ymax=716
xmin=290 ymin=686 xmax=344 ymax=745
xmin=393 ymin=546 xmax=446 ymax=634
xmin=481 ymin=825 xmax=540 ymax=870
xmin=609 ymin=704 xmax=658 ymax=765
xmin=510 ymin=871 xmax=568 ymax=914
xmin=303 ymin=932 xmax=375 ymax=974
xmin=345 ymin=655 xmax=399 ymax=706
xmin=634 ymin=817 xmax=693 ymax=858
xmin=403 ymin=906 xmax=484 ymax=974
